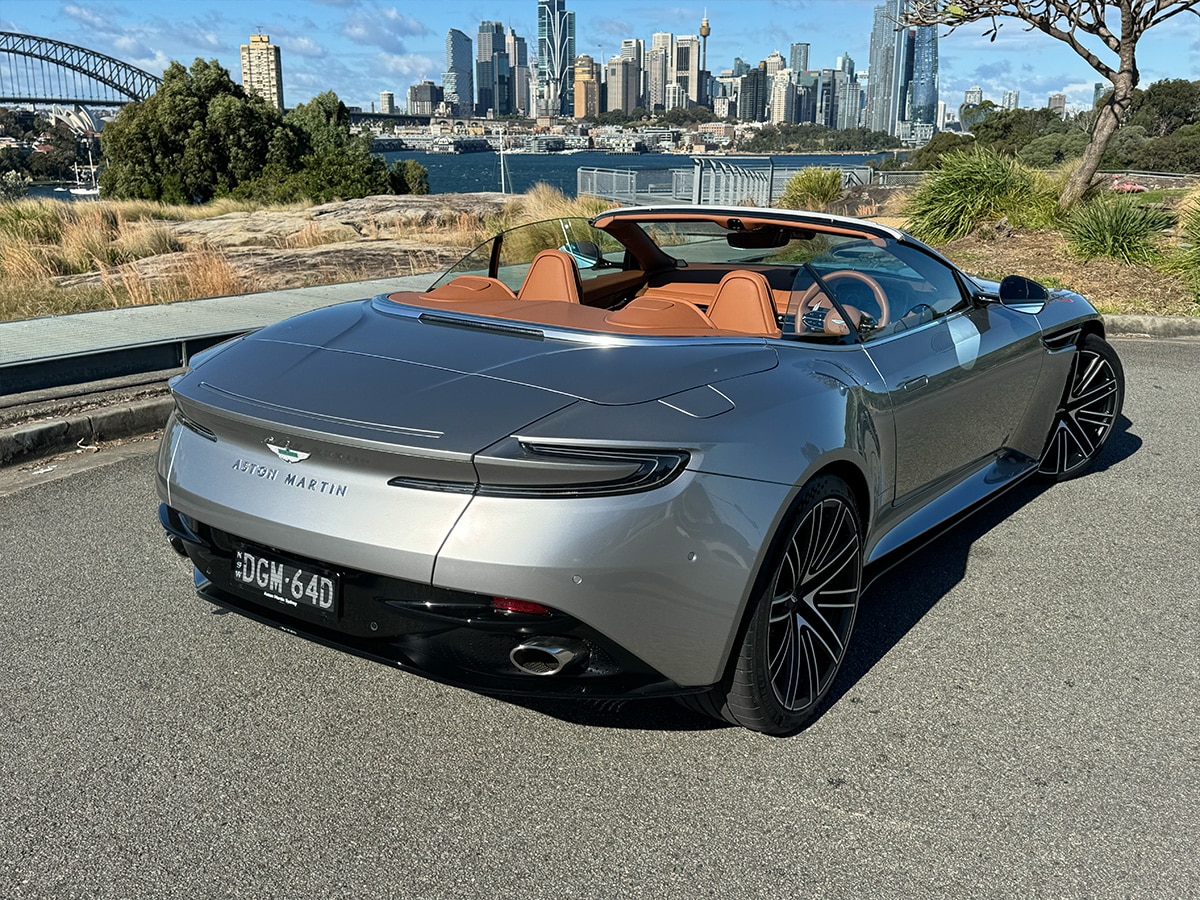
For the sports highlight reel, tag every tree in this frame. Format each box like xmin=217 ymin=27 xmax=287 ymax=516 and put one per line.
xmin=903 ymin=1 xmax=1200 ymax=209
xmin=100 ymin=59 xmax=283 ymax=201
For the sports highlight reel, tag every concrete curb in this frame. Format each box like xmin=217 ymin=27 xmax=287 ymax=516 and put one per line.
xmin=0 ymin=396 xmax=173 ymax=468
xmin=1104 ymin=314 xmax=1200 ymax=338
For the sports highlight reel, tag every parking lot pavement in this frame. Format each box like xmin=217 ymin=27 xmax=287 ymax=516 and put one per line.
xmin=1 ymin=337 xmax=1196 ymax=899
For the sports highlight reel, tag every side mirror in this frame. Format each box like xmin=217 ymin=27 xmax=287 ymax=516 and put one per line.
xmin=560 ymin=240 xmax=601 ymax=269
xmin=998 ymin=274 xmax=1049 ymax=303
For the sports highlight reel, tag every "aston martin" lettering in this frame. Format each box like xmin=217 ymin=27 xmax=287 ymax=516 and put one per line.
xmin=284 ymin=473 xmax=348 ymax=496
xmin=232 ymin=459 xmax=278 ymax=479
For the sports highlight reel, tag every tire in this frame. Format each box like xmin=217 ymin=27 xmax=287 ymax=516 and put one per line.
xmin=1036 ymin=334 xmax=1125 ymax=482
xmin=681 ymin=475 xmax=863 ymax=736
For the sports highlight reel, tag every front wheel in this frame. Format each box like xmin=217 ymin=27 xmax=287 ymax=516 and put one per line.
xmin=683 ymin=476 xmax=863 ymax=736
xmin=1037 ymin=334 xmax=1125 ymax=481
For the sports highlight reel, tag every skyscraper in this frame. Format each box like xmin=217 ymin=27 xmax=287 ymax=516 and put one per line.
xmin=443 ymin=29 xmax=473 ymax=117
xmin=647 ymin=32 xmax=673 ymax=112
xmin=537 ymin=0 xmax=575 ymax=116
xmin=1002 ymin=89 xmax=1020 ymax=110
xmin=240 ymin=33 xmax=283 ymax=111
xmin=476 ymin=21 xmax=510 ymax=117
xmin=674 ymin=35 xmax=702 ymax=105
xmin=789 ymin=42 xmax=810 ymax=74
xmin=865 ymin=0 xmax=937 ymax=136
xmin=507 ymin=28 xmax=531 ymax=116
xmin=573 ymin=54 xmax=600 ymax=120
xmin=621 ymin=38 xmax=646 ymax=109
xmin=379 ymin=91 xmax=395 ymax=115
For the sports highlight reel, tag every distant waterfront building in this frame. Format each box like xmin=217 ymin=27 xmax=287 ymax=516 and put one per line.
xmin=1093 ymin=82 xmax=1108 ymax=106
xmin=837 ymin=78 xmax=864 ymax=129
xmin=443 ymin=29 xmax=473 ymax=117
xmin=1048 ymin=92 xmax=1067 ymax=117
xmin=476 ymin=21 xmax=511 ymax=117
xmin=573 ymin=54 xmax=600 ymax=120
xmin=240 ymin=33 xmax=283 ymax=111
xmin=790 ymin=42 xmax=810 ymax=74
xmin=379 ymin=91 xmax=395 ymax=115
xmin=1002 ymin=90 xmax=1020 ymax=110
xmin=407 ymin=80 xmax=443 ymax=116
xmin=964 ymin=85 xmax=984 ymax=105
xmin=537 ymin=0 xmax=575 ymax=116
xmin=764 ymin=50 xmax=787 ymax=78
xmin=836 ymin=52 xmax=856 ymax=79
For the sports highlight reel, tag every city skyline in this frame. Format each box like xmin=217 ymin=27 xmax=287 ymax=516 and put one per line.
xmin=1 ymin=0 xmax=1196 ymax=115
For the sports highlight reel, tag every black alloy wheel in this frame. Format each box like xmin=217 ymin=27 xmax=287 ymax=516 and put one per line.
xmin=685 ymin=475 xmax=862 ymax=736
xmin=1037 ymin=334 xmax=1125 ymax=481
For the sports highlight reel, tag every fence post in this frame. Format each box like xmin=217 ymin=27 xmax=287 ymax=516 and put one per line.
xmin=692 ymin=157 xmax=704 ymax=205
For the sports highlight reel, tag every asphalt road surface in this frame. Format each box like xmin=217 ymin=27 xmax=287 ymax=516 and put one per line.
xmin=2 ymin=337 xmax=1196 ymax=899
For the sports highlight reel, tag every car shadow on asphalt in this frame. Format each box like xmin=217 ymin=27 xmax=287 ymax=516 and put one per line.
xmin=496 ymin=415 xmax=1141 ymax=735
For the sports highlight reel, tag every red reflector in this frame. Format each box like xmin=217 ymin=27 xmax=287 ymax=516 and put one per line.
xmin=492 ymin=597 xmax=550 ymax=615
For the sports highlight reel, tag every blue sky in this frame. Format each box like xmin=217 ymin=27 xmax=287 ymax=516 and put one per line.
xmin=2 ymin=0 xmax=1197 ymax=114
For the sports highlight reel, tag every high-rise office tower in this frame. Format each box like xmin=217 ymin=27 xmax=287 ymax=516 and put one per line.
xmin=865 ymin=0 xmax=936 ymax=136
xmin=573 ymin=54 xmax=600 ymax=119
xmin=1048 ymin=93 xmax=1067 ymax=117
xmin=537 ymin=0 xmax=575 ymax=116
xmin=790 ymin=42 xmax=810 ymax=74
xmin=647 ymin=33 xmax=673 ymax=111
xmin=507 ymin=28 xmax=531 ymax=116
xmin=606 ymin=55 xmax=641 ymax=114
xmin=964 ymin=85 xmax=984 ymax=105
xmin=674 ymin=35 xmax=702 ymax=105
xmin=476 ymin=21 xmax=510 ymax=117
xmin=621 ymin=38 xmax=646 ymax=109
xmin=443 ymin=29 xmax=473 ymax=116
xmin=738 ymin=62 xmax=770 ymax=122
xmin=379 ymin=91 xmax=395 ymax=115
xmin=1002 ymin=89 xmax=1020 ymax=110
xmin=908 ymin=24 xmax=938 ymax=125
xmin=240 ymin=33 xmax=284 ymax=111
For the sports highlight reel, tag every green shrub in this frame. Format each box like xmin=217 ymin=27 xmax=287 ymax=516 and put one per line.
xmin=1065 ymin=195 xmax=1174 ymax=263
xmin=1163 ymin=193 xmax=1200 ymax=298
xmin=778 ymin=167 xmax=843 ymax=210
xmin=903 ymin=147 xmax=1060 ymax=243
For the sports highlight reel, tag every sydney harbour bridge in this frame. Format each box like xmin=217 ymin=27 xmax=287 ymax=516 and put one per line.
xmin=0 ymin=31 xmax=433 ymax=131
xmin=0 ymin=31 xmax=161 ymax=106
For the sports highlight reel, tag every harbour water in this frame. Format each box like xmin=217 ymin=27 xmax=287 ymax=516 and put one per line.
xmin=378 ymin=150 xmax=888 ymax=197
xmin=26 ymin=150 xmax=888 ymax=201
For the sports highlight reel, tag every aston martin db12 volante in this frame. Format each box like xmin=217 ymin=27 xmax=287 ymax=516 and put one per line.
xmin=156 ymin=206 xmax=1124 ymax=734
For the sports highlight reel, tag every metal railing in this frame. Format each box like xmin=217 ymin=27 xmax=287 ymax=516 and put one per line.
xmin=581 ymin=157 xmax=879 ymax=207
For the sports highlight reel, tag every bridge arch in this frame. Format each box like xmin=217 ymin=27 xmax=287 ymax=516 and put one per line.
xmin=0 ymin=31 xmax=162 ymax=105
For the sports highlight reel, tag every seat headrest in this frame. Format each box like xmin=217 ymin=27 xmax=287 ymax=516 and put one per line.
xmin=517 ymin=249 xmax=584 ymax=303
xmin=706 ymin=270 xmax=780 ymax=336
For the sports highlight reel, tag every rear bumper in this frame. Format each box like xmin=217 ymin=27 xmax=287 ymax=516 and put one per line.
xmin=163 ymin=503 xmax=691 ymax=698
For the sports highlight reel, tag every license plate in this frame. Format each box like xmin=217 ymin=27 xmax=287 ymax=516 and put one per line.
xmin=233 ymin=547 xmax=339 ymax=614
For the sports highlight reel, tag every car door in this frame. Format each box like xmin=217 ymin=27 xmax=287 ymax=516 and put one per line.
xmin=824 ymin=242 xmax=1045 ymax=504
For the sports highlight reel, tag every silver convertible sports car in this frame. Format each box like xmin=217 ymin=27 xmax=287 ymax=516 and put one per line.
xmin=156 ymin=206 xmax=1124 ymax=735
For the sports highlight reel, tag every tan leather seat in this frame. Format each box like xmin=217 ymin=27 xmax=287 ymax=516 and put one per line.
xmin=705 ymin=270 xmax=780 ymax=336
xmin=604 ymin=295 xmax=716 ymax=331
xmin=517 ymin=249 xmax=584 ymax=303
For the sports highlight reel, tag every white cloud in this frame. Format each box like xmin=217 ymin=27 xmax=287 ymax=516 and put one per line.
xmin=377 ymin=52 xmax=435 ymax=79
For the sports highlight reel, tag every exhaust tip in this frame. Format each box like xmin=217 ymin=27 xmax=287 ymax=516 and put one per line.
xmin=510 ymin=637 xmax=589 ymax=676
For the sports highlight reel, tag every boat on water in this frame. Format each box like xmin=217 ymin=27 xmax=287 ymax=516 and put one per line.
xmin=69 ymin=149 xmax=101 ymax=198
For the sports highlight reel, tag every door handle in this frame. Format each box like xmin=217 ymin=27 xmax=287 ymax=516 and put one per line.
xmin=899 ymin=374 xmax=929 ymax=391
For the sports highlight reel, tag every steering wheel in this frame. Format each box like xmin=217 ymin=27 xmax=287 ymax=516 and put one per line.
xmin=820 ymin=270 xmax=889 ymax=327
xmin=905 ymin=302 xmax=934 ymax=318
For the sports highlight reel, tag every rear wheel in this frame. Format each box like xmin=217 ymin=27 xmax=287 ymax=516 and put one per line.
xmin=683 ymin=476 xmax=862 ymax=735
xmin=1037 ymin=334 xmax=1124 ymax=481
